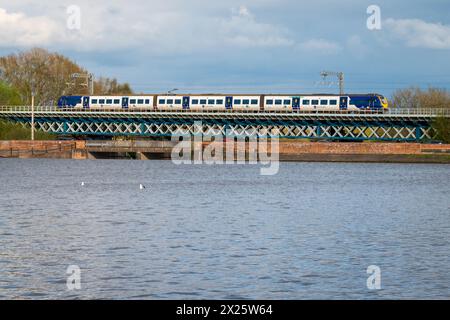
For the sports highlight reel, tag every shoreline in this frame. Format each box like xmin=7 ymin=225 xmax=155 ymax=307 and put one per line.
xmin=1 ymin=140 xmax=450 ymax=164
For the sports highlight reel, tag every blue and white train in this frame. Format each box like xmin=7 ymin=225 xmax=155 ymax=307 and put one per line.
xmin=57 ymin=93 xmax=389 ymax=112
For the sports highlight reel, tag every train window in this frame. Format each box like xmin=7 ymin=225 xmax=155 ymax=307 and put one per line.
xmin=138 ymin=99 xmax=144 ymax=104
xmin=145 ymin=99 xmax=150 ymax=104
xmin=284 ymin=100 xmax=291 ymax=105
xmin=330 ymin=100 xmax=337 ymax=105
xmin=320 ymin=100 xmax=328 ymax=105
xmin=303 ymin=100 xmax=310 ymax=105
xmin=251 ymin=99 xmax=258 ymax=105
xmin=106 ymin=99 xmax=112 ymax=104
xmin=192 ymin=99 xmax=199 ymax=105
xmin=91 ymin=99 xmax=98 ymax=104
xmin=266 ymin=100 xmax=273 ymax=105
xmin=200 ymin=99 xmax=207 ymax=105
xmin=242 ymin=99 xmax=249 ymax=105
xmin=275 ymin=100 xmax=282 ymax=105
xmin=130 ymin=99 xmax=136 ymax=104
xmin=312 ymin=100 xmax=319 ymax=105
xmin=167 ymin=99 xmax=173 ymax=104
xmin=208 ymin=99 xmax=215 ymax=105
xmin=175 ymin=99 xmax=182 ymax=104
xmin=216 ymin=99 xmax=224 ymax=104
xmin=114 ymin=99 xmax=120 ymax=104
xmin=158 ymin=99 xmax=165 ymax=104
xmin=99 ymin=99 xmax=105 ymax=104
xmin=234 ymin=99 xmax=241 ymax=105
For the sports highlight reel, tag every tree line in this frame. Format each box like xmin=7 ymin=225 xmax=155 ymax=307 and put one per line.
xmin=390 ymin=87 xmax=450 ymax=109
xmin=0 ymin=48 xmax=133 ymax=106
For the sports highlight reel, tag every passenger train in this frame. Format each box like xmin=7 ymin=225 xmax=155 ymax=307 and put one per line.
xmin=57 ymin=93 xmax=389 ymax=112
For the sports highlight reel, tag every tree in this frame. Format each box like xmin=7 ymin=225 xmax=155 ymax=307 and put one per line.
xmin=0 ymin=81 xmax=23 ymax=105
xmin=0 ymin=48 xmax=88 ymax=105
xmin=391 ymin=87 xmax=450 ymax=109
xmin=94 ymin=77 xmax=133 ymax=95
xmin=0 ymin=48 xmax=133 ymax=105
xmin=432 ymin=116 xmax=450 ymax=143
xmin=391 ymin=87 xmax=450 ymax=143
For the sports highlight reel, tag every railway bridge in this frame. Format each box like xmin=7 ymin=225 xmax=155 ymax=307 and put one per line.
xmin=0 ymin=106 xmax=448 ymax=142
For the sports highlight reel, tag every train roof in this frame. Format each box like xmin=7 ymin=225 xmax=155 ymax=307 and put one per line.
xmin=63 ymin=93 xmax=385 ymax=97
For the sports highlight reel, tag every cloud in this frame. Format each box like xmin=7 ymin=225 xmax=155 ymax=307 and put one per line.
xmin=219 ymin=5 xmax=294 ymax=47
xmin=0 ymin=8 xmax=61 ymax=47
xmin=297 ymin=39 xmax=341 ymax=54
xmin=0 ymin=4 xmax=295 ymax=52
xmin=384 ymin=18 xmax=450 ymax=49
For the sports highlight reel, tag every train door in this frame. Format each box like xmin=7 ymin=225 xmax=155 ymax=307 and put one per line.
xmin=182 ymin=96 xmax=190 ymax=110
xmin=225 ymin=96 xmax=233 ymax=110
xmin=83 ymin=96 xmax=90 ymax=109
xmin=339 ymin=97 xmax=348 ymax=110
xmin=122 ymin=97 xmax=129 ymax=109
xmin=292 ymin=96 xmax=300 ymax=110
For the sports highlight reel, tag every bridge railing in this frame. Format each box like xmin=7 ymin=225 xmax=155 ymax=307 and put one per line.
xmin=0 ymin=105 xmax=449 ymax=116
xmin=387 ymin=108 xmax=450 ymax=116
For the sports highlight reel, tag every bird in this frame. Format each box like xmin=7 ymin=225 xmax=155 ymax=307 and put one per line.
xmin=81 ymin=182 xmax=85 ymax=186
xmin=140 ymin=184 xmax=146 ymax=190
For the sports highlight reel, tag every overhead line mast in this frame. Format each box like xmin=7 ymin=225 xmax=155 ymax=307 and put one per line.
xmin=320 ymin=71 xmax=345 ymax=95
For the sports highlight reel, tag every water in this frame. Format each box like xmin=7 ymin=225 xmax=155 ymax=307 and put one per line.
xmin=0 ymin=159 xmax=449 ymax=300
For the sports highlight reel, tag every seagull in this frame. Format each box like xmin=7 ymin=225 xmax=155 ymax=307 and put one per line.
xmin=140 ymin=184 xmax=146 ymax=190
xmin=81 ymin=182 xmax=85 ymax=186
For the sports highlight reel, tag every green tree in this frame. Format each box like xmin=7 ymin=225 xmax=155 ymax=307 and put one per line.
xmin=432 ymin=116 xmax=450 ymax=143
xmin=0 ymin=121 xmax=54 ymax=140
xmin=0 ymin=81 xmax=23 ymax=105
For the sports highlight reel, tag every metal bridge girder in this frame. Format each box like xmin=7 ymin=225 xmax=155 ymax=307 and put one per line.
xmin=0 ymin=108 xmax=442 ymax=141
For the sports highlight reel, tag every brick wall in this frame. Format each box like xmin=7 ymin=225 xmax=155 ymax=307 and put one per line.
xmin=278 ymin=141 xmax=450 ymax=155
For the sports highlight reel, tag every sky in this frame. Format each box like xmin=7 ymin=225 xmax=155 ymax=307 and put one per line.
xmin=0 ymin=0 xmax=449 ymax=97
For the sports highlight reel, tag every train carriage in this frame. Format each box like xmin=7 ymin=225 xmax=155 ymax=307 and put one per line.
xmin=58 ymin=93 xmax=388 ymax=112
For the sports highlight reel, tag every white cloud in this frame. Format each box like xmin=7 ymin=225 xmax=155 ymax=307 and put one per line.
xmin=219 ymin=6 xmax=294 ymax=47
xmin=0 ymin=8 xmax=61 ymax=47
xmin=0 ymin=4 xmax=295 ymax=52
xmin=384 ymin=18 xmax=450 ymax=49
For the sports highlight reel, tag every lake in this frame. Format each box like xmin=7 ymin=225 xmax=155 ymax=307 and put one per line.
xmin=0 ymin=159 xmax=449 ymax=299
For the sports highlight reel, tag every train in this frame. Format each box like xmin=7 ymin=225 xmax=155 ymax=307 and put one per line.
xmin=57 ymin=93 xmax=389 ymax=112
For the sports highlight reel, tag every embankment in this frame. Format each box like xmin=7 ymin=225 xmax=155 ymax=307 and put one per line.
xmin=1 ymin=140 xmax=450 ymax=163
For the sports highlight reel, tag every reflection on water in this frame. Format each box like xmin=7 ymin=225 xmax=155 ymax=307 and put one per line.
xmin=0 ymin=159 xmax=449 ymax=299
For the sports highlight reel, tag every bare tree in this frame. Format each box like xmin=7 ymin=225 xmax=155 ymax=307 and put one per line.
xmin=0 ymin=48 xmax=134 ymax=105
xmin=391 ymin=87 xmax=450 ymax=109
xmin=94 ymin=77 xmax=133 ymax=95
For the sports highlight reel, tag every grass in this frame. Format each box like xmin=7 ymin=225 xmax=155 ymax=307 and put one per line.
xmin=0 ymin=121 xmax=55 ymax=140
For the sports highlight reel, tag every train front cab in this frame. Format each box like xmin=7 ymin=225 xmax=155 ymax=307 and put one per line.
xmin=379 ymin=95 xmax=389 ymax=111
xmin=57 ymin=96 xmax=83 ymax=109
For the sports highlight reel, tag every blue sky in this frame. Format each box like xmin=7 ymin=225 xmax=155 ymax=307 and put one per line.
xmin=0 ymin=0 xmax=449 ymax=97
